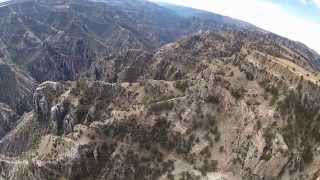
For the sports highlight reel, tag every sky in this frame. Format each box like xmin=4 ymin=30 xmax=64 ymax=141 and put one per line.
xmin=149 ymin=0 xmax=320 ymax=54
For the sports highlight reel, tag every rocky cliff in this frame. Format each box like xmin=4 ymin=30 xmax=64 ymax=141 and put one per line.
xmin=1 ymin=29 xmax=320 ymax=179
xmin=0 ymin=0 xmax=320 ymax=180
xmin=0 ymin=60 xmax=36 ymax=115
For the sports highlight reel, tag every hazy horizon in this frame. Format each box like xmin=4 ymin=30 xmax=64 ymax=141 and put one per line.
xmin=149 ymin=0 xmax=320 ymax=54
xmin=1 ymin=0 xmax=319 ymax=53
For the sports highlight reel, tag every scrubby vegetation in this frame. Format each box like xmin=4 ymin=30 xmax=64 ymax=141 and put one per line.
xmin=277 ymin=88 xmax=319 ymax=164
xmin=149 ymin=101 xmax=174 ymax=112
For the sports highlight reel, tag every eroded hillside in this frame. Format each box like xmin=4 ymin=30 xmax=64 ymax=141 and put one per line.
xmin=0 ymin=29 xmax=320 ymax=180
xmin=0 ymin=0 xmax=257 ymax=82
xmin=0 ymin=0 xmax=320 ymax=180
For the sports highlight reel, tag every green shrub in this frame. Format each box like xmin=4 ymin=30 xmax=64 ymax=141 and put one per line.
xmin=302 ymin=144 xmax=313 ymax=164
xmin=149 ymin=101 xmax=174 ymax=112
xmin=245 ymin=71 xmax=255 ymax=81
xmin=205 ymin=95 xmax=219 ymax=104
xmin=174 ymin=80 xmax=189 ymax=92
xmin=267 ymin=86 xmax=279 ymax=105
xmin=199 ymin=159 xmax=218 ymax=175
xmin=231 ymin=87 xmax=246 ymax=100
xmin=167 ymin=173 xmax=174 ymax=180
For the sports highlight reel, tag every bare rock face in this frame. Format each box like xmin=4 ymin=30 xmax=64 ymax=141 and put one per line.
xmin=87 ymin=49 xmax=152 ymax=82
xmin=0 ymin=60 xmax=36 ymax=153
xmin=0 ymin=61 xmax=36 ymax=115
xmin=33 ymin=81 xmax=67 ymax=122
xmin=0 ymin=103 xmax=18 ymax=139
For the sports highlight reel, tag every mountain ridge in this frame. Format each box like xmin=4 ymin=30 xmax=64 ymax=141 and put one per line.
xmin=0 ymin=0 xmax=320 ymax=179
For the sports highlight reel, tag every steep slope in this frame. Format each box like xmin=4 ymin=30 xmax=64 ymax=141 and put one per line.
xmin=1 ymin=30 xmax=320 ymax=179
xmin=0 ymin=103 xmax=19 ymax=139
xmin=0 ymin=60 xmax=36 ymax=140
xmin=0 ymin=60 xmax=36 ymax=115
xmin=1 ymin=0 xmax=320 ymax=180
xmin=1 ymin=0 xmax=319 ymax=83
xmin=0 ymin=0 xmax=257 ymax=82
xmin=89 ymin=29 xmax=320 ymax=83
xmin=147 ymin=30 xmax=320 ymax=79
